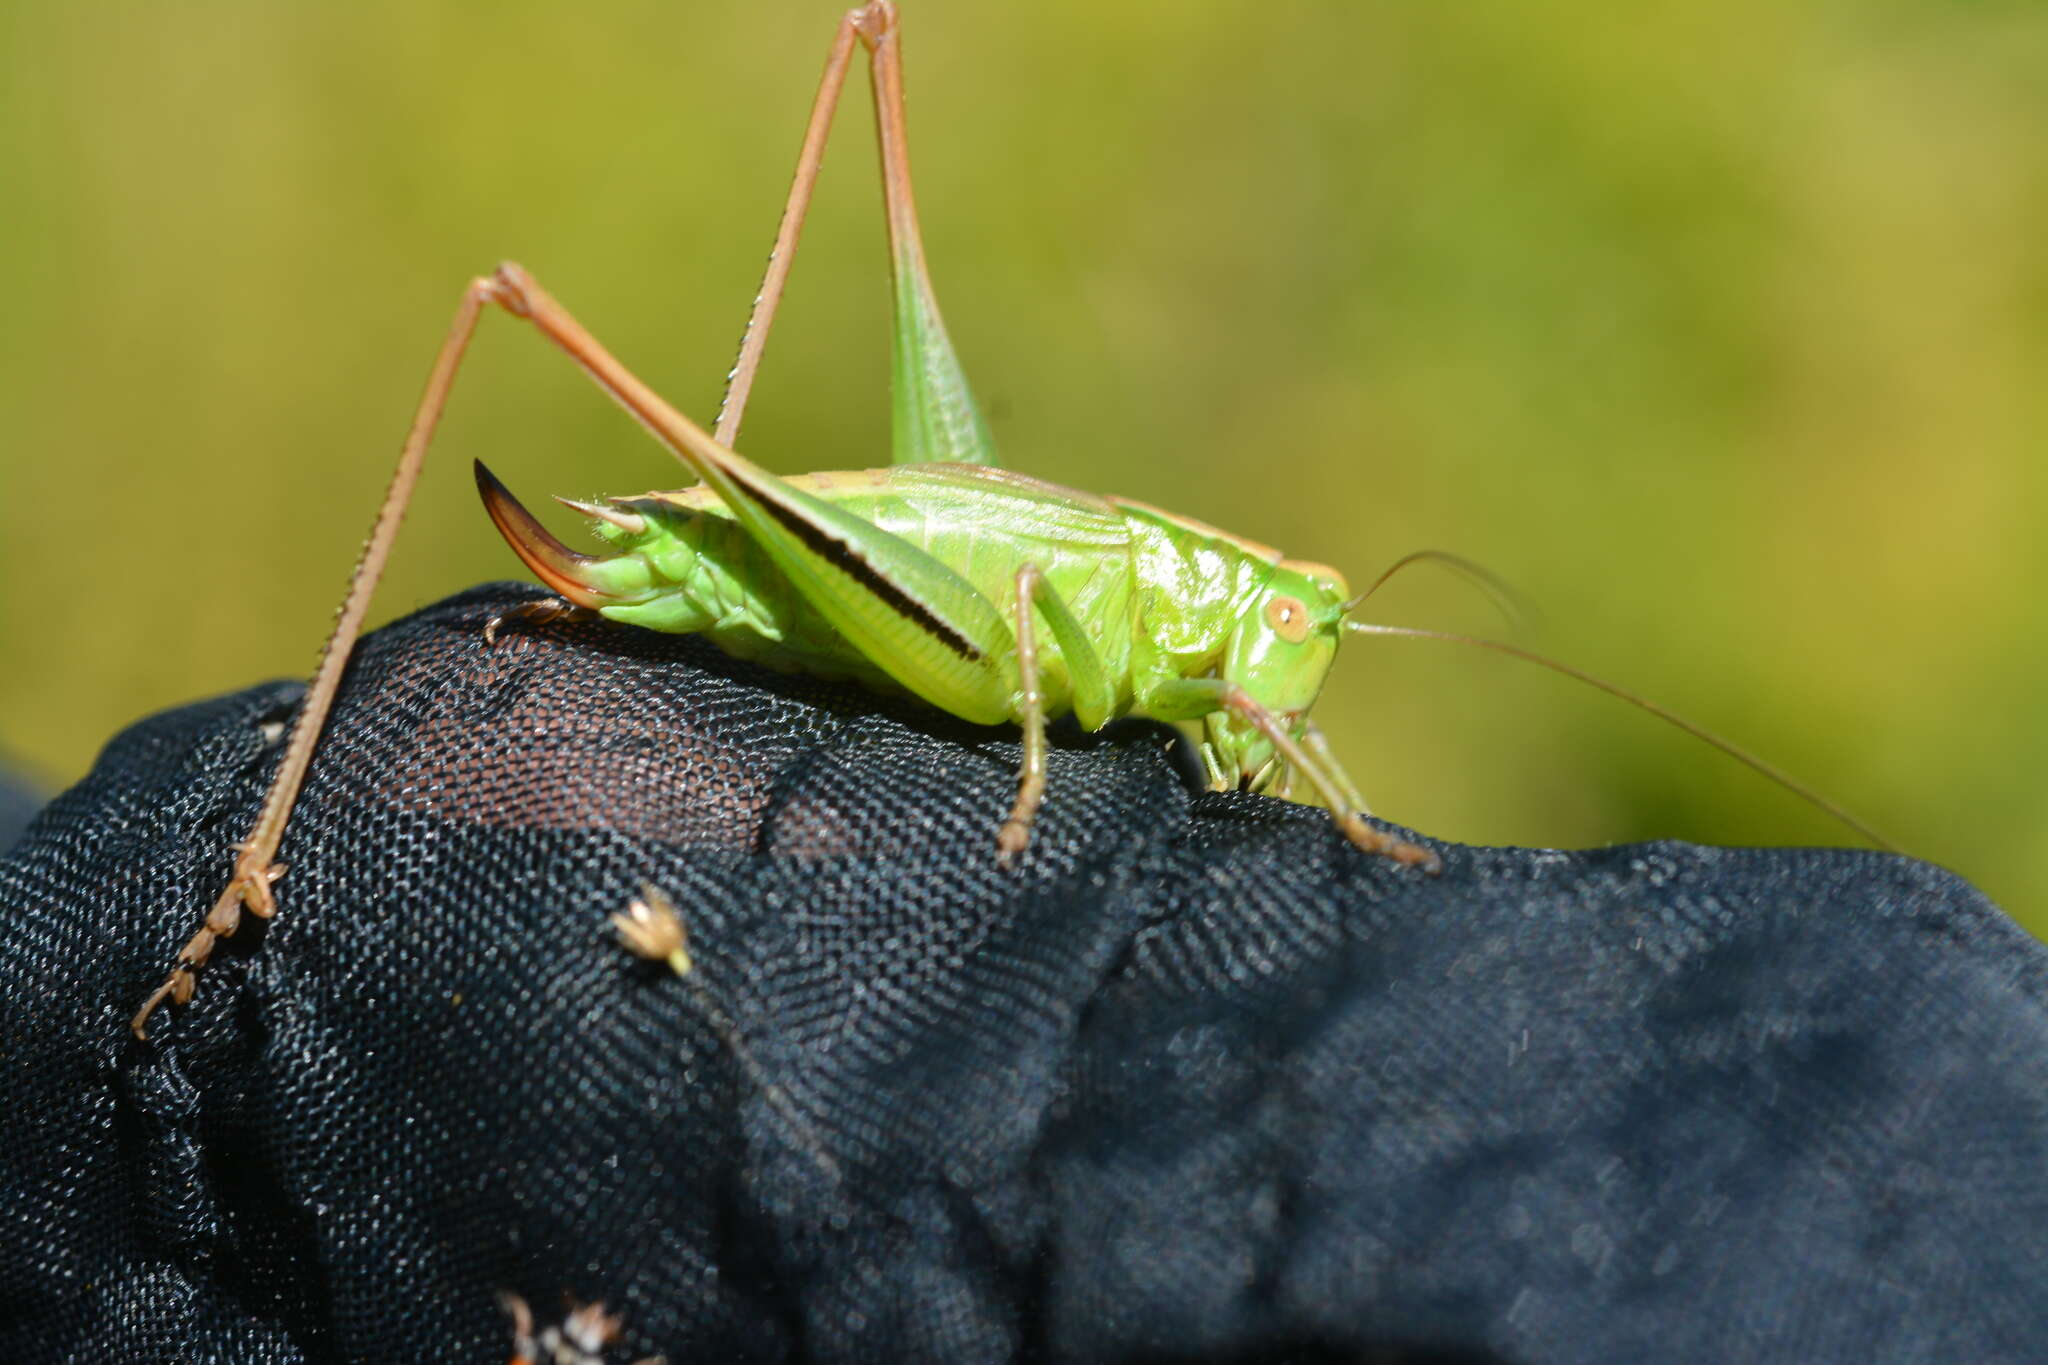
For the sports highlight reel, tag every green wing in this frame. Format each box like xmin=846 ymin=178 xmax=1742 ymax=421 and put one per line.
xmin=629 ymin=413 xmax=1019 ymax=726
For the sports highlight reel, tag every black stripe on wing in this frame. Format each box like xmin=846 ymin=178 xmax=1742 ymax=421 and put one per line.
xmin=750 ymin=493 xmax=985 ymax=663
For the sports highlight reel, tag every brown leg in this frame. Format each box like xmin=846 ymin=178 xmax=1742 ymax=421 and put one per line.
xmin=1219 ymin=686 xmax=1442 ymax=874
xmin=133 ymin=274 xmax=515 ymax=1039
xmin=1301 ymin=718 xmax=1370 ymax=815
xmin=714 ymin=1 xmax=952 ymax=454
xmin=712 ymin=8 xmax=864 ymax=446
xmin=131 ymin=256 xmax=870 ymax=1038
xmin=998 ymin=563 xmax=1048 ymax=858
xmin=132 ymin=2 xmax=962 ymax=1040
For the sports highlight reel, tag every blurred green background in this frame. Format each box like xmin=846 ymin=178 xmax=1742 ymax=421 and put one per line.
xmin=1 ymin=2 xmax=2042 ymax=926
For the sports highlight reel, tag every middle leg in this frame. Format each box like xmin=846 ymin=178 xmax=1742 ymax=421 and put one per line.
xmin=998 ymin=562 xmax=1050 ymax=857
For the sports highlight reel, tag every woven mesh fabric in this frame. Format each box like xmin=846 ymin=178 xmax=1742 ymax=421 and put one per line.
xmin=2 ymin=582 xmax=2044 ymax=1363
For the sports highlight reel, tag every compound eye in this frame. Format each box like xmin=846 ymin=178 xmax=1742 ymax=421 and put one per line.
xmin=1264 ymin=595 xmax=1310 ymax=644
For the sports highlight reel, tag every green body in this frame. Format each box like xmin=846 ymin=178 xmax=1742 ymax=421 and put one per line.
xmin=516 ymin=460 xmax=1353 ymax=793
xmin=473 ymin=1 xmax=1404 ymax=846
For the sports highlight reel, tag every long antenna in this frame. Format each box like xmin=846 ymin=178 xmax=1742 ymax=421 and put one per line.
xmin=1345 ymin=620 xmax=1900 ymax=853
xmin=1343 ymin=549 xmax=1532 ymax=634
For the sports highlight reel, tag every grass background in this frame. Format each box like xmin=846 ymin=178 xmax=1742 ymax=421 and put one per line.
xmin=1 ymin=1 xmax=2042 ymax=928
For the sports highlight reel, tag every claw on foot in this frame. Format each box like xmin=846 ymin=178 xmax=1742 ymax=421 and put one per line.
xmin=996 ymin=817 xmax=1031 ymax=862
xmin=997 ymin=761 xmax=1045 ymax=864
xmin=131 ymin=861 xmax=287 ymax=1040
xmin=483 ymin=596 xmax=594 ymax=647
xmin=130 ymin=972 xmax=192 ymax=1039
xmin=1335 ymin=813 xmax=1442 ymax=875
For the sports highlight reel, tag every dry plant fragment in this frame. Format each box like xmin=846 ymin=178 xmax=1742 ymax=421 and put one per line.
xmin=611 ymin=884 xmax=692 ymax=976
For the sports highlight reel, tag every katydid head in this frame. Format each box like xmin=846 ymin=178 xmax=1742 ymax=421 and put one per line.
xmin=1205 ymin=559 xmax=1352 ymax=792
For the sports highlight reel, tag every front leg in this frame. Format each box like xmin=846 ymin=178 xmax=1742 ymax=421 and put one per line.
xmin=1142 ymin=678 xmax=1441 ymax=873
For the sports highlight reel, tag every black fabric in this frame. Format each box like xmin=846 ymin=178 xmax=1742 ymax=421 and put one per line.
xmin=2 ymin=582 xmax=2043 ymax=1364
